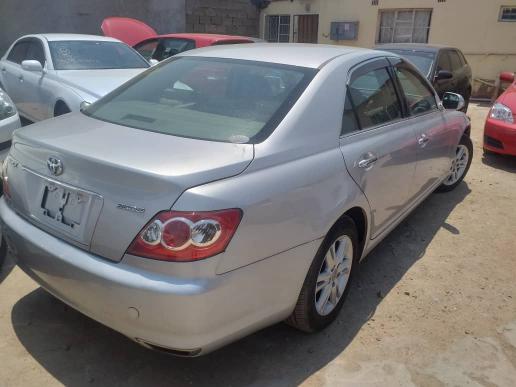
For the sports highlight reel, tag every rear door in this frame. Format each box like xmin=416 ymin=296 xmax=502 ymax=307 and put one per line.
xmin=339 ymin=58 xmax=418 ymax=239
xmin=390 ymin=58 xmax=452 ymax=198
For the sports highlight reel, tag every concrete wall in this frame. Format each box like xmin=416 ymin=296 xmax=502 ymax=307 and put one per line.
xmin=0 ymin=0 xmax=186 ymax=56
xmin=186 ymin=0 xmax=259 ymax=37
xmin=261 ymin=0 xmax=516 ymax=97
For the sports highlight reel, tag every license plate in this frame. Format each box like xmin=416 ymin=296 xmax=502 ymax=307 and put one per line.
xmin=40 ymin=183 xmax=88 ymax=230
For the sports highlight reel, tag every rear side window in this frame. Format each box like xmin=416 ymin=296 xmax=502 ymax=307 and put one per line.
xmin=448 ymin=50 xmax=463 ymax=71
xmin=436 ymin=51 xmax=452 ymax=72
xmin=7 ymin=41 xmax=29 ymax=64
xmin=341 ymin=91 xmax=360 ymax=135
xmin=26 ymin=41 xmax=46 ymax=66
xmin=153 ymin=38 xmax=196 ymax=61
xmin=134 ymin=39 xmax=159 ymax=60
xmin=457 ymin=50 xmax=468 ymax=65
xmin=347 ymin=67 xmax=402 ymax=130
xmin=85 ymin=57 xmax=316 ymax=143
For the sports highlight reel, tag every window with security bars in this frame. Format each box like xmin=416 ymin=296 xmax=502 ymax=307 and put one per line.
xmin=500 ymin=7 xmax=516 ymax=21
xmin=377 ymin=9 xmax=432 ymax=44
xmin=265 ymin=15 xmax=291 ymax=42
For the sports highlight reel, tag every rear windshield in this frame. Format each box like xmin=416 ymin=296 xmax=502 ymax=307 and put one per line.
xmin=383 ymin=49 xmax=435 ymax=77
xmin=84 ymin=57 xmax=316 ymax=143
xmin=49 ymin=41 xmax=149 ymax=70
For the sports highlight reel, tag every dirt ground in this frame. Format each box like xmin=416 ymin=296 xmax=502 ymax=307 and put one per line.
xmin=1 ymin=103 xmax=516 ymax=387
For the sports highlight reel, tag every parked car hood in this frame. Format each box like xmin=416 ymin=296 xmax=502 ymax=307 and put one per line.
xmin=102 ymin=17 xmax=157 ymax=46
xmin=56 ymin=69 xmax=146 ymax=101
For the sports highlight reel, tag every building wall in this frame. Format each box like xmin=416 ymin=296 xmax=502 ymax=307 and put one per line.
xmin=261 ymin=0 xmax=516 ymax=97
xmin=0 ymin=0 xmax=186 ymax=57
xmin=186 ymin=0 xmax=259 ymax=37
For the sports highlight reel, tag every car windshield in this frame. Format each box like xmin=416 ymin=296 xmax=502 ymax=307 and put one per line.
xmin=383 ymin=49 xmax=435 ymax=77
xmin=84 ymin=57 xmax=316 ymax=143
xmin=49 ymin=41 xmax=149 ymax=70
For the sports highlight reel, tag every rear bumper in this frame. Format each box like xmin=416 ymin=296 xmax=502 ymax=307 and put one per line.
xmin=484 ymin=118 xmax=516 ymax=156
xmin=0 ymin=197 xmax=319 ymax=355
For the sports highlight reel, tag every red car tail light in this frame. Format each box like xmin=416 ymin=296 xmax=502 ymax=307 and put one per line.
xmin=1 ymin=159 xmax=10 ymax=199
xmin=127 ymin=209 xmax=242 ymax=262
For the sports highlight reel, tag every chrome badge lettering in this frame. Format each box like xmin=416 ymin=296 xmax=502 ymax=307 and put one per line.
xmin=116 ymin=204 xmax=145 ymax=214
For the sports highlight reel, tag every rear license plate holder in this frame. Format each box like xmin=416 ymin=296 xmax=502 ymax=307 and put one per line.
xmin=40 ymin=183 xmax=88 ymax=230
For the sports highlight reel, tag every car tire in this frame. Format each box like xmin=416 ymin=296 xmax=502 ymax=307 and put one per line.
xmin=285 ymin=216 xmax=358 ymax=333
xmin=436 ymin=135 xmax=473 ymax=193
xmin=54 ymin=102 xmax=71 ymax=117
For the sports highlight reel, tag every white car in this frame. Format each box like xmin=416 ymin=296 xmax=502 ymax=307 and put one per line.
xmin=0 ymin=34 xmax=149 ymax=122
xmin=0 ymin=88 xmax=20 ymax=160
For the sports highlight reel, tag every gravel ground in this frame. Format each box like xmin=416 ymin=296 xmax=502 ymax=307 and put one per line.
xmin=1 ymin=103 xmax=516 ymax=387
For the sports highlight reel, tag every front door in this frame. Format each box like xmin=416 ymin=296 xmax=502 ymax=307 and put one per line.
xmin=391 ymin=58 xmax=453 ymax=199
xmin=339 ymin=58 xmax=418 ymax=239
xmin=295 ymin=15 xmax=319 ymax=43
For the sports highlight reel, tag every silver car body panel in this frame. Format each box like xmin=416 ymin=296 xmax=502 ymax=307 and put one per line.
xmin=7 ymin=112 xmax=254 ymax=260
xmin=0 ymin=111 xmax=20 ymax=144
xmin=0 ymin=44 xmax=469 ymax=354
xmin=0 ymin=34 xmax=148 ymax=122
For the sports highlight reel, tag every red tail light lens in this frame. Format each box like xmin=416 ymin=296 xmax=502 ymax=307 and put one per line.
xmin=1 ymin=159 xmax=10 ymax=199
xmin=127 ymin=209 xmax=242 ymax=262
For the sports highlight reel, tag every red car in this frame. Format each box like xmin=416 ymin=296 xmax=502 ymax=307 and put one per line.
xmin=484 ymin=72 xmax=516 ymax=156
xmin=101 ymin=17 xmax=255 ymax=63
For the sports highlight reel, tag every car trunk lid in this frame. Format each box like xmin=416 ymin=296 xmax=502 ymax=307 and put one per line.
xmin=101 ymin=17 xmax=157 ymax=47
xmin=6 ymin=112 xmax=254 ymax=261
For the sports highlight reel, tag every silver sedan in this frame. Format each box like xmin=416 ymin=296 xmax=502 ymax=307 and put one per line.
xmin=0 ymin=34 xmax=149 ymax=122
xmin=0 ymin=44 xmax=472 ymax=356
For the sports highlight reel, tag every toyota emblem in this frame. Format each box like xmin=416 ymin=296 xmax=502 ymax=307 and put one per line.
xmin=47 ymin=157 xmax=63 ymax=176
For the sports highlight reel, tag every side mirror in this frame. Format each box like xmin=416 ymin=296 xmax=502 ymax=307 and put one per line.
xmin=442 ymin=92 xmax=465 ymax=111
xmin=21 ymin=60 xmax=43 ymax=72
xmin=435 ymin=70 xmax=453 ymax=81
xmin=149 ymin=59 xmax=159 ymax=66
xmin=500 ymin=71 xmax=515 ymax=83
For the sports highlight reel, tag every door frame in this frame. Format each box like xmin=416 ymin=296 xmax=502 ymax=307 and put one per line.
xmin=293 ymin=14 xmax=319 ymax=43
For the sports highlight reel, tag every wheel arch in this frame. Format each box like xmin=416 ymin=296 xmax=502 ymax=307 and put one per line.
xmin=332 ymin=206 xmax=368 ymax=260
xmin=53 ymin=99 xmax=70 ymax=116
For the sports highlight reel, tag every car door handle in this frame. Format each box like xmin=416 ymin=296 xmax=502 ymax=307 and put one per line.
xmin=17 ymin=74 xmax=23 ymax=81
xmin=357 ymin=153 xmax=378 ymax=170
xmin=418 ymin=134 xmax=430 ymax=147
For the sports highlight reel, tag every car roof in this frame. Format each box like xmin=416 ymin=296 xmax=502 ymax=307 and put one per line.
xmin=157 ymin=33 xmax=254 ymax=43
xmin=375 ymin=43 xmax=457 ymax=53
xmin=179 ymin=43 xmax=371 ymax=69
xmin=24 ymin=33 xmax=121 ymax=43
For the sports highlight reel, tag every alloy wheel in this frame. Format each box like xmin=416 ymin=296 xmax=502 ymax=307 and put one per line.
xmin=314 ymin=235 xmax=353 ymax=316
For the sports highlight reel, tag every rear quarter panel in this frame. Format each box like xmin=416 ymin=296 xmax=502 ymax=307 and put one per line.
xmin=173 ymin=53 xmax=375 ymax=274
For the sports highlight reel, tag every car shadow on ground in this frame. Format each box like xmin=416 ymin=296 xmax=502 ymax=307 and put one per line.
xmin=0 ymin=246 xmax=13 ymax=284
xmin=482 ymin=152 xmax=516 ymax=173
xmin=10 ymin=183 xmax=471 ymax=387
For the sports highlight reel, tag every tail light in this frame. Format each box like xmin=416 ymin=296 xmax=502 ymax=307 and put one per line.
xmin=1 ymin=158 xmax=10 ymax=199
xmin=127 ymin=209 xmax=242 ymax=262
